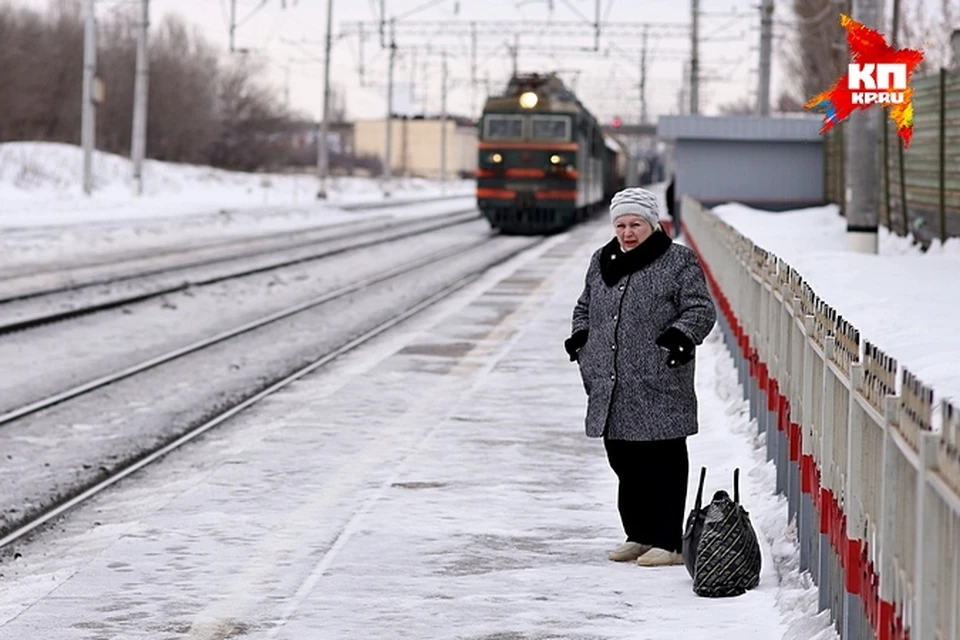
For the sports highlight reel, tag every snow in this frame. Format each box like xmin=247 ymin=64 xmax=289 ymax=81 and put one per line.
xmin=710 ymin=202 xmax=960 ymax=425
xmin=0 ymin=142 xmax=476 ymax=272
xmin=0 ymin=218 xmax=831 ymax=639
xmin=0 ymin=141 xmax=474 ymax=226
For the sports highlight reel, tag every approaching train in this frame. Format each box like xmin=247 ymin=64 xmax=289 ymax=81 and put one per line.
xmin=476 ymin=73 xmax=629 ymax=234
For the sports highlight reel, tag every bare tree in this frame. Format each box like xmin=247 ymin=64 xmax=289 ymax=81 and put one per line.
xmin=717 ymin=97 xmax=756 ymax=115
xmin=0 ymin=1 xmax=307 ymax=171
xmin=898 ymin=0 xmax=958 ymax=72
xmin=783 ymin=0 xmax=850 ymax=102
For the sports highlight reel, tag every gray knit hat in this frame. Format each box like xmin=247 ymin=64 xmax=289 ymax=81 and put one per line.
xmin=609 ymin=187 xmax=660 ymax=229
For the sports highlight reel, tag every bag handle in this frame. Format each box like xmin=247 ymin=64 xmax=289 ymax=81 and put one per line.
xmin=733 ymin=468 xmax=740 ymax=504
xmin=694 ymin=466 xmax=707 ymax=512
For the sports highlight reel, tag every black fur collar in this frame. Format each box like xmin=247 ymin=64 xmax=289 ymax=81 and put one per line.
xmin=598 ymin=230 xmax=673 ymax=286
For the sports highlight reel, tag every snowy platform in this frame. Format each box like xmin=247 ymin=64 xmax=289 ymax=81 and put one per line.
xmin=0 ymin=220 xmax=825 ymax=639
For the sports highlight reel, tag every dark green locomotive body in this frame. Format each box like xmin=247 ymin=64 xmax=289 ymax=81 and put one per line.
xmin=476 ymin=73 xmax=626 ymax=235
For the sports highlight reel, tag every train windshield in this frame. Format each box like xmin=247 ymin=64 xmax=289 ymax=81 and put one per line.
xmin=530 ymin=116 xmax=570 ymax=142
xmin=484 ymin=116 xmax=524 ymax=140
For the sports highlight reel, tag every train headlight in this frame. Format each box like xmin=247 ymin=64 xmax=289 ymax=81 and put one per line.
xmin=519 ymin=91 xmax=539 ymax=109
xmin=488 ymin=152 xmax=503 ymax=164
xmin=550 ymin=154 xmax=563 ymax=165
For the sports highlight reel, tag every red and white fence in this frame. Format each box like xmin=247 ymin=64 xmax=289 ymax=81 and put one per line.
xmin=681 ymin=196 xmax=960 ymax=640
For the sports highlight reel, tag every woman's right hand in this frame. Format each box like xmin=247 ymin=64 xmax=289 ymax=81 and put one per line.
xmin=564 ymin=330 xmax=589 ymax=362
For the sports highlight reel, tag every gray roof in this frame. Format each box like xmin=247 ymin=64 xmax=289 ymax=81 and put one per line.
xmin=656 ymin=115 xmax=824 ymax=142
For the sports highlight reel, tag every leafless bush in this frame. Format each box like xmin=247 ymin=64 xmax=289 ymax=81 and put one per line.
xmin=0 ymin=0 xmax=306 ymax=170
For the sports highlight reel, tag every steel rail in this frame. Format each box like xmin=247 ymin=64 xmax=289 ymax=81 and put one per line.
xmin=0 ymin=209 xmax=480 ymax=334
xmin=0 ymin=235 xmax=544 ymax=550
xmin=0 ymin=231 xmax=497 ymax=427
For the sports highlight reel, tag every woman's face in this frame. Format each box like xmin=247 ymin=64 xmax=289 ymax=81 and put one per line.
xmin=614 ymin=215 xmax=654 ymax=251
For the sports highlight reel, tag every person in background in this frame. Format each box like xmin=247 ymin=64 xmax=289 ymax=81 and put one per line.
xmin=665 ymin=174 xmax=678 ymax=237
xmin=564 ymin=187 xmax=716 ymax=567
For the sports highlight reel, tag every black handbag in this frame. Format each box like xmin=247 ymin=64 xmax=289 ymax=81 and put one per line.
xmin=688 ymin=468 xmax=762 ymax=598
xmin=681 ymin=466 xmax=708 ymax=579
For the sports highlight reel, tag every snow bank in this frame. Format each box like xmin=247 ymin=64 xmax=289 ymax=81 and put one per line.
xmin=0 ymin=142 xmax=477 ymax=270
xmin=712 ymin=202 xmax=960 ymax=421
xmin=0 ymin=141 xmax=474 ymax=229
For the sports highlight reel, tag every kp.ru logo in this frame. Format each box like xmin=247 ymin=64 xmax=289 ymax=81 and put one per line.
xmin=848 ymin=63 xmax=907 ymax=104
xmin=806 ymin=14 xmax=924 ymax=148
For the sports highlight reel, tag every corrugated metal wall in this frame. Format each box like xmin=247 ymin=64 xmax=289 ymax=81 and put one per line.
xmin=824 ymin=68 xmax=960 ymax=244
xmin=676 ymin=139 xmax=824 ymax=209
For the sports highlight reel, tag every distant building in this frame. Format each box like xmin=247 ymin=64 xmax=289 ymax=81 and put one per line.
xmin=354 ymin=116 xmax=479 ymax=180
xmin=657 ymin=115 xmax=825 ymax=211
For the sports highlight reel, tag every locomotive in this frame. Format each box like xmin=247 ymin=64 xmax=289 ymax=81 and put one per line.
xmin=476 ymin=73 xmax=628 ymax=234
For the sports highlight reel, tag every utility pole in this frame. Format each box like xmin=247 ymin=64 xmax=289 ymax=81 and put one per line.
xmin=131 ymin=0 xmax=149 ymax=196
xmin=511 ymin=34 xmax=519 ymax=76
xmin=594 ymin=0 xmax=601 ymax=50
xmin=893 ymin=0 xmax=908 ymax=234
xmin=470 ymin=21 xmax=477 ymax=116
xmin=410 ymin=48 xmax=418 ymax=108
xmin=690 ymin=0 xmax=700 ymax=115
xmin=358 ymin=23 xmax=365 ymax=84
xmin=229 ymin=0 xmax=237 ymax=52
xmin=81 ymin=0 xmax=96 ymax=195
xmin=421 ymin=49 xmax=430 ymax=113
xmin=678 ymin=61 xmax=688 ymax=115
xmin=379 ymin=0 xmax=386 ymax=47
xmin=640 ymin=25 xmax=648 ymax=125
xmin=383 ymin=18 xmax=396 ymax=197
xmin=440 ymin=50 xmax=448 ymax=191
xmin=757 ymin=0 xmax=774 ymax=116
xmin=845 ymin=0 xmax=881 ymax=254
xmin=317 ymin=0 xmax=334 ymax=199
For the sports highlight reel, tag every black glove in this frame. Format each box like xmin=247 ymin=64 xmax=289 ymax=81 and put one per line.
xmin=656 ymin=327 xmax=695 ymax=368
xmin=564 ymin=329 xmax=589 ymax=362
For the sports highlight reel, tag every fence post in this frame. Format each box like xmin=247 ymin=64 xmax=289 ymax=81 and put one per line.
xmin=843 ymin=363 xmax=865 ymax=640
xmin=913 ymin=430 xmax=941 ymax=640
xmin=800 ymin=315 xmax=817 ymax=574
xmin=939 ymin=67 xmax=946 ymax=245
xmin=820 ymin=336 xmax=837 ymax=615
xmin=878 ymin=395 xmax=900 ymax=640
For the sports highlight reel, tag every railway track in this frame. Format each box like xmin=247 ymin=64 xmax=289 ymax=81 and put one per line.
xmin=0 ymin=209 xmax=480 ymax=334
xmin=0 ymin=233 xmax=545 ymax=549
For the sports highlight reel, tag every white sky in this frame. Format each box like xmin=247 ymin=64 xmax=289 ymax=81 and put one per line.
xmin=17 ymin=0 xmax=795 ymax=124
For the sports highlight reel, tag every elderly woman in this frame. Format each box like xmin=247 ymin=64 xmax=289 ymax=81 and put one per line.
xmin=564 ymin=187 xmax=716 ymax=567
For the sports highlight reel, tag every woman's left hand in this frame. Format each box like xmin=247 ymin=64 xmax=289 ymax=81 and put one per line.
xmin=656 ymin=327 xmax=695 ymax=368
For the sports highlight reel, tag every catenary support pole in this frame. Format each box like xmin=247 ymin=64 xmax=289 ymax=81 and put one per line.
xmin=317 ymin=0 xmax=334 ymax=199
xmin=845 ymin=0 xmax=881 ymax=253
xmin=640 ymin=25 xmax=648 ymax=124
xmin=131 ymin=0 xmax=150 ymax=196
xmin=229 ymin=0 xmax=237 ymax=52
xmin=471 ymin=21 xmax=477 ymax=116
xmin=440 ymin=50 xmax=448 ymax=191
xmin=383 ymin=18 xmax=396 ymax=197
xmin=81 ymin=0 xmax=96 ymax=195
xmin=690 ymin=0 xmax=699 ymax=115
xmin=893 ymin=0 xmax=908 ymax=234
xmin=757 ymin=0 xmax=774 ymax=116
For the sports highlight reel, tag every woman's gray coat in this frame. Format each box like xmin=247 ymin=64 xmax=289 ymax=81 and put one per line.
xmin=571 ymin=236 xmax=716 ymax=441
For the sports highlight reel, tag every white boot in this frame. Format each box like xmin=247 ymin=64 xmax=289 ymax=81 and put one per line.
xmin=636 ymin=547 xmax=683 ymax=567
xmin=608 ymin=541 xmax=652 ymax=562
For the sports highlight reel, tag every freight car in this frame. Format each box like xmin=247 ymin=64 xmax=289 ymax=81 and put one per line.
xmin=476 ymin=73 xmax=628 ymax=234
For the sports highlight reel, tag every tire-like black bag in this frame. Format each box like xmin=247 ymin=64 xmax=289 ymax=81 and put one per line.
xmin=684 ymin=468 xmax=762 ymax=598
xmin=681 ymin=467 xmax=708 ymax=579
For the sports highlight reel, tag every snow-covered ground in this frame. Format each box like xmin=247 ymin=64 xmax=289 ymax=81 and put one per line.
xmin=0 ymin=141 xmax=474 ymax=226
xmin=0 ymin=219 xmax=831 ymax=639
xmin=711 ymin=202 xmax=960 ymax=424
xmin=0 ymin=142 xmax=476 ymax=270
